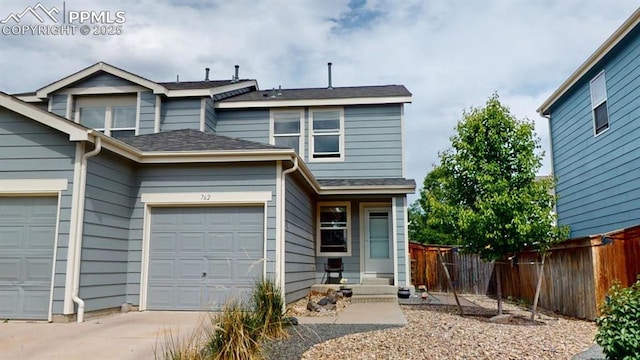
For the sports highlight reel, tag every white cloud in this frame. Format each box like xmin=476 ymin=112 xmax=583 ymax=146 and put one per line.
xmin=0 ymin=0 xmax=637 ymax=203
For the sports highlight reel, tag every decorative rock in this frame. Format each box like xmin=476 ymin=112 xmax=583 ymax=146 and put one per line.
xmin=318 ymin=297 xmax=330 ymax=306
xmin=336 ymin=292 xmax=344 ymax=299
xmin=418 ymin=285 xmax=427 ymax=292
xmin=489 ymin=314 xmax=513 ymax=324
xmin=307 ymin=301 xmax=323 ymax=312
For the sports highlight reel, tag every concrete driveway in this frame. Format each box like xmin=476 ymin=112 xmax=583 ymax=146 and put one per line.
xmin=0 ymin=311 xmax=207 ymax=360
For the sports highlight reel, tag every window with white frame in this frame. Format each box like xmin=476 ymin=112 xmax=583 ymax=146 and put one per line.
xmin=75 ymin=95 xmax=137 ymax=138
xmin=590 ymin=71 xmax=609 ymax=135
xmin=317 ymin=202 xmax=351 ymax=256
xmin=270 ymin=110 xmax=303 ymax=155
xmin=309 ymin=108 xmax=344 ymax=161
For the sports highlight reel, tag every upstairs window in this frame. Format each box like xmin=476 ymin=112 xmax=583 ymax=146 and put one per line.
xmin=270 ymin=110 xmax=303 ymax=155
xmin=310 ymin=108 xmax=344 ymax=161
xmin=317 ymin=202 xmax=351 ymax=256
xmin=75 ymin=96 xmax=137 ymax=138
xmin=590 ymin=71 xmax=609 ymax=135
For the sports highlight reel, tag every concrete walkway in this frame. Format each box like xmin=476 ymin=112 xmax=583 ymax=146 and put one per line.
xmin=296 ymin=302 xmax=408 ymax=325
xmin=0 ymin=311 xmax=205 ymax=360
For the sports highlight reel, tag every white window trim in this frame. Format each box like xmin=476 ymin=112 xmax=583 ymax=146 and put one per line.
xmin=590 ymin=70 xmax=609 ymax=137
xmin=316 ymin=201 xmax=351 ymax=256
xmin=138 ymin=191 xmax=272 ymax=311
xmin=74 ymin=95 xmax=137 ymax=137
xmin=308 ymin=107 xmax=345 ymax=162
xmin=269 ymin=109 xmax=304 ymax=158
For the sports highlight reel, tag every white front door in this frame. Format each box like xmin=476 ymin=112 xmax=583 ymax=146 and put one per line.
xmin=364 ymin=207 xmax=393 ymax=274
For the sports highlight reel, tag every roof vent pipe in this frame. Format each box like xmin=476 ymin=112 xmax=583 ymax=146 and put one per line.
xmin=234 ymin=65 xmax=239 ymax=82
xmin=205 ymin=67 xmax=210 ymax=81
xmin=327 ymin=62 xmax=333 ymax=89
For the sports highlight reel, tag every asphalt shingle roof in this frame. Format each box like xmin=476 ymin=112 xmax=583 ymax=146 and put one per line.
xmin=219 ymin=85 xmax=411 ymax=102
xmin=317 ymin=178 xmax=416 ymax=187
xmin=119 ymin=129 xmax=287 ymax=152
xmin=158 ymin=80 xmax=254 ymax=90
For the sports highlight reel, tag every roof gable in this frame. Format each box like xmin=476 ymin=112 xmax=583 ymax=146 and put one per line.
xmin=34 ymin=62 xmax=259 ymax=99
xmin=0 ymin=92 xmax=89 ymax=141
xmin=538 ymin=8 xmax=640 ymax=115
xmin=36 ymin=62 xmax=164 ymax=98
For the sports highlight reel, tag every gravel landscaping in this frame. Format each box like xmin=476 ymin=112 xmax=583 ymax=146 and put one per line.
xmin=266 ymin=295 xmax=597 ymax=360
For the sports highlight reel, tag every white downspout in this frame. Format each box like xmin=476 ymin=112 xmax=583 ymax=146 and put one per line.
xmin=72 ymin=137 xmax=102 ymax=323
xmin=280 ymin=156 xmax=298 ymax=303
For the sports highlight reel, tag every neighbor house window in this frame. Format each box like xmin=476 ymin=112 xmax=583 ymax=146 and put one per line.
xmin=270 ymin=110 xmax=303 ymax=155
xmin=317 ymin=202 xmax=351 ymax=256
xmin=75 ymin=95 xmax=137 ymax=138
xmin=590 ymin=71 xmax=609 ymax=135
xmin=309 ymin=108 xmax=344 ymax=161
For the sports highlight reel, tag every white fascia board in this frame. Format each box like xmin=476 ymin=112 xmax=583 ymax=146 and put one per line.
xmin=538 ymin=8 xmax=640 ymax=115
xmin=0 ymin=93 xmax=90 ymax=141
xmin=215 ymin=96 xmax=413 ymax=109
xmin=0 ymin=179 xmax=68 ymax=193
xmin=137 ymin=151 xmax=293 ymax=164
xmin=14 ymin=95 xmax=43 ymax=103
xmin=36 ymin=62 xmax=165 ymax=98
xmin=164 ymin=80 xmax=258 ymax=98
xmin=141 ymin=191 xmax=272 ymax=205
xmin=318 ymin=186 xmax=416 ymax=196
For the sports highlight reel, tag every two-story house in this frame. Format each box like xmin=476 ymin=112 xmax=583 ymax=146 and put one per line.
xmin=538 ymin=8 xmax=640 ymax=239
xmin=0 ymin=62 xmax=414 ymax=321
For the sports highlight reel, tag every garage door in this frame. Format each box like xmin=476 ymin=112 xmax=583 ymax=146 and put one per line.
xmin=0 ymin=197 xmax=57 ymax=320
xmin=147 ymin=206 xmax=264 ymax=310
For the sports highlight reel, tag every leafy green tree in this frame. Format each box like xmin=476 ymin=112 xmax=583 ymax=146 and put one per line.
xmin=409 ymin=166 xmax=454 ymax=244
xmin=429 ymin=94 xmax=567 ymax=314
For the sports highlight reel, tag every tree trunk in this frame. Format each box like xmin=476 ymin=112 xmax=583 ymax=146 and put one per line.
xmin=531 ymin=253 xmax=546 ymax=321
xmin=496 ymin=263 xmax=503 ymax=315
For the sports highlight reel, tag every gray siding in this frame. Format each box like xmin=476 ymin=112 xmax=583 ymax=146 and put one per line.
xmin=50 ymin=95 xmax=68 ymax=117
xmin=70 ymin=73 xmax=138 ymax=88
xmin=138 ymin=92 xmax=156 ymax=135
xmin=80 ymin=151 xmax=134 ymax=311
xmin=216 ymin=105 xmax=403 ymax=179
xmin=215 ymin=109 xmax=270 ymax=142
xmin=549 ymin=25 xmax=640 ymax=238
xmin=126 ymin=162 xmax=278 ymax=306
xmin=284 ymin=175 xmax=316 ymax=303
xmin=160 ymin=98 xmax=201 ymax=131
xmin=306 ymin=105 xmax=403 ymax=178
xmin=205 ymin=97 xmax=216 ymax=133
xmin=0 ymin=108 xmax=77 ymax=315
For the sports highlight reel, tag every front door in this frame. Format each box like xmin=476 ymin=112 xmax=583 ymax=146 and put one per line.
xmin=364 ymin=207 xmax=393 ymax=275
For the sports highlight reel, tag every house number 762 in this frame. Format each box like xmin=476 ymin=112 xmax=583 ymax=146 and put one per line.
xmin=200 ymin=194 xmax=211 ymax=200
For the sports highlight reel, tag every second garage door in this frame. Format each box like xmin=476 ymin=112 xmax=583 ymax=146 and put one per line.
xmin=147 ymin=206 xmax=264 ymax=310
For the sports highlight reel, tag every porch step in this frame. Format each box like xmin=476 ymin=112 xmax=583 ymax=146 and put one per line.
xmin=351 ymin=295 xmax=398 ymax=304
xmin=361 ymin=277 xmax=392 ymax=286
xmin=352 ymin=285 xmax=397 ymax=296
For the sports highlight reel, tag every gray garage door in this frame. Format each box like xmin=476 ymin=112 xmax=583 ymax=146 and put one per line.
xmin=147 ymin=206 xmax=264 ymax=310
xmin=0 ymin=197 xmax=56 ymax=320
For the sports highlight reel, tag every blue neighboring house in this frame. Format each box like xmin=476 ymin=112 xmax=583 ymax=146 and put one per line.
xmin=538 ymin=8 xmax=640 ymax=239
xmin=0 ymin=62 xmax=414 ymax=321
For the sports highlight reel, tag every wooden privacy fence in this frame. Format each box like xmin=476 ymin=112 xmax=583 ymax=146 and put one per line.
xmin=409 ymin=226 xmax=640 ymax=320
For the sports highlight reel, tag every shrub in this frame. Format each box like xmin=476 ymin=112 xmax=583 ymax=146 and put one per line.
xmin=205 ymin=300 xmax=263 ymax=360
xmin=252 ymin=278 xmax=289 ymax=340
xmin=153 ymin=326 xmax=206 ymax=360
xmin=595 ymin=277 xmax=640 ymax=360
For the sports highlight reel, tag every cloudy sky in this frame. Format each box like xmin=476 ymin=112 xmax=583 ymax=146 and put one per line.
xmin=1 ymin=1 xmax=637 ymax=202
